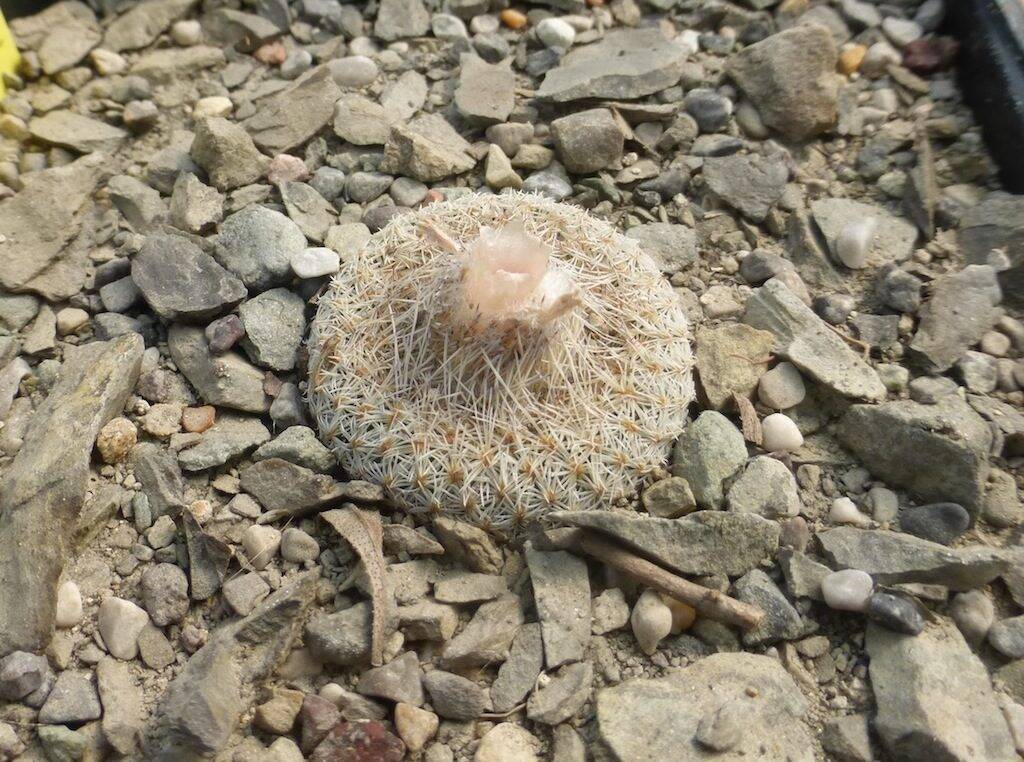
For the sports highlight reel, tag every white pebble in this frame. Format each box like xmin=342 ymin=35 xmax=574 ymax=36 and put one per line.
xmin=758 ymin=362 xmax=806 ymax=409
xmin=834 ymin=218 xmax=876 ymax=269
xmin=242 ymin=525 xmax=282 ymax=570
xmin=97 ymin=597 xmax=150 ymax=659
xmin=171 ymin=19 xmax=202 ymax=47
xmin=328 ymin=56 xmax=379 ymax=88
xmin=761 ymin=413 xmax=803 ymax=452
xmin=536 ymin=18 xmax=576 ymax=49
xmin=55 ymin=581 xmax=83 ymax=628
xmin=292 ymin=247 xmax=340 ymax=279
xmin=821 ymin=569 xmax=873 ymax=612
xmin=830 ymin=496 xmax=872 ymax=526
xmin=631 ymin=589 xmax=673 ymax=655
xmin=193 ymin=96 xmax=233 ymax=119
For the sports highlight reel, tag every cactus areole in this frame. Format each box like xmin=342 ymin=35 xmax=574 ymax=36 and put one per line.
xmin=307 ymin=193 xmax=695 ymax=535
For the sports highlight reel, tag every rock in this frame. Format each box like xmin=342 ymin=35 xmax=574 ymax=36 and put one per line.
xmin=280 ymin=528 xmax=320 ymax=563
xmin=98 ymin=597 xmax=150 ymax=660
xmin=107 ymin=174 xmax=167 ymax=231
xmin=476 ymin=724 xmax=540 ymax=762
xmin=761 ymin=413 xmax=804 ymax=453
xmin=837 ymin=397 xmax=992 ymax=514
xmin=253 ymin=426 xmax=334 ymax=472
xmin=821 ymin=569 xmax=873 ymax=612
xmin=779 ymin=549 xmax=830 ymax=600
xmin=597 ymin=653 xmax=814 ymax=759
xmin=381 ymin=114 xmax=476 ymax=182
xmin=170 ymin=172 xmax=224 ymax=233
xmin=132 ymin=442 xmax=186 ymax=519
xmin=333 ymin=96 xmax=394 ymax=146
xmin=38 ymin=670 xmax=102 ymax=724
xmin=104 ymin=0 xmax=196 ymax=51
xmin=670 ymin=411 xmax=747 ymax=509
xmin=215 ymin=205 xmax=305 ymax=292
xmin=625 ymin=223 xmax=697 ymax=274
xmin=327 ymin=55 xmax=379 ymax=88
xmin=292 ymin=247 xmax=340 ymax=279
xmin=242 ymin=67 xmax=342 ymax=154
xmin=142 ymin=572 xmax=317 ymax=759
xmin=133 ymin=234 xmax=246 ymax=322
xmin=375 ymin=0 xmax=430 ymax=40
xmin=310 ymin=721 xmax=405 ymax=762
xmin=191 ymin=117 xmax=269 ymax=191
xmin=177 ymin=414 xmax=270 ymax=471
xmin=818 ymin=527 xmax=1006 ymax=591
xmin=484 ymin=145 xmax=522 ymax=190
xmin=0 ymin=335 xmax=143 ymax=657
xmin=147 ymin=515 xmax=177 ymax=548
xmin=441 ymin=594 xmax=524 ymax=671
xmin=822 ymin=714 xmax=873 ymax=762
xmin=0 ymin=651 xmax=49 ymax=700
xmin=280 ymin=181 xmax=335 ymax=242
xmin=140 ymin=564 xmax=189 ymax=626
xmin=55 ymin=581 xmax=83 ymax=628
xmin=395 ymin=703 xmax=438 ymax=752
xmin=910 ymin=265 xmax=1002 ymax=372
xmin=223 ymin=572 xmax=271 ymax=616
xmin=758 ymin=362 xmax=806 ymax=409
xmin=867 ymin=592 xmax=925 ymax=635
xmin=239 ymin=459 xmax=357 ymax=515
xmin=22 ymin=305 xmax=56 ymax=356
xmin=727 ymin=456 xmax=802 ymax=517
xmin=744 ymin=280 xmax=886 ymax=401
xmin=96 ymin=417 xmax=136 ymax=464
xmin=168 ymin=325 xmax=271 ymax=413
xmin=29 ymin=110 xmax=127 ymax=154
xmin=148 ymin=131 xmax=201 ymax=194
xmin=695 ymin=323 xmax=774 ymax=410
xmin=527 ymin=661 xmax=592 ymax=725
xmin=631 ymin=589 xmax=673 ymax=655
xmin=551 ymin=510 xmax=779 ymax=577
xmin=867 ymin=617 xmax=1015 ymax=760
xmin=984 ymin=469 xmax=1023 ymax=528
xmin=236 ymin=289 xmax=305 ymax=371
xmin=241 ymin=525 xmax=282 ymax=571
xmin=550 ymin=108 xmax=623 ymax=174
xmin=491 ymin=623 xmax=544 ymax=713
xmin=39 ymin=19 xmax=101 ymax=75
xmin=733 ymin=569 xmax=803 ymax=646
xmin=811 ymin=198 xmax=917 ymax=268
xmin=96 ymin=657 xmax=145 ymax=754
xmin=306 ymin=602 xmax=372 ymax=666
xmin=959 ymin=194 xmax=1024 ymax=305
xmin=455 ymin=55 xmax=514 ymax=125
xmin=950 ymin=590 xmax=995 ymax=644
xmin=990 ymin=616 xmax=1024 ymax=659
xmin=38 ymin=725 xmax=86 ymax=761
xmin=537 ymin=28 xmax=691 ymax=102
xmin=357 ymin=651 xmax=424 ymax=706
xmin=255 ymin=689 xmax=304 ymax=735
xmin=422 ymin=670 xmax=486 ymax=720
xmin=642 ymin=476 xmax=697 ymax=519
xmin=900 ymin=503 xmax=971 ymax=545
xmin=432 ymin=517 xmax=502 ymax=574
xmin=727 ymin=25 xmax=838 ymax=140
xmin=526 ymin=548 xmax=590 ymax=668
xmin=830 ymin=497 xmax=871 ymax=526
xmin=300 ymin=694 xmax=342 ymax=752
xmin=703 ymin=153 xmax=788 ymax=223
xmin=0 ymin=154 xmax=108 ymax=301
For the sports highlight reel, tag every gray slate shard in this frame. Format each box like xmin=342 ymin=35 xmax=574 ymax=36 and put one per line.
xmin=549 ymin=510 xmax=780 ymax=577
xmin=625 ymin=223 xmax=697 ymax=273
xmin=597 ymin=653 xmax=816 ymax=761
xmin=177 ymin=414 xmax=271 ymax=471
xmin=909 ymin=265 xmax=1002 ymax=372
xmin=818 ymin=527 xmax=1007 ymax=591
xmin=132 ymin=442 xmax=186 ymax=519
xmin=867 ymin=617 xmax=1016 ymax=761
xmin=703 ymin=153 xmax=788 ymax=223
xmin=168 ymin=325 xmax=271 ymax=413
xmin=525 ymin=548 xmax=590 ymax=669
xmin=374 ymin=0 xmax=430 ymax=41
xmin=242 ymin=66 xmax=342 ymax=154
xmin=837 ymin=396 xmax=991 ymax=514
xmin=744 ymin=279 xmax=886 ymax=401
xmin=142 ymin=571 xmax=317 ymax=760
xmin=958 ymin=192 xmax=1024 ymax=306
xmin=132 ymin=234 xmax=247 ymax=323
xmin=0 ymin=335 xmax=143 ymax=657
xmin=380 ymin=113 xmax=476 ymax=182
xmin=454 ymin=54 xmax=515 ymax=126
xmin=28 ymin=111 xmax=128 ymax=154
xmin=537 ymin=29 xmax=692 ymax=102
xmin=103 ymin=0 xmax=197 ymax=51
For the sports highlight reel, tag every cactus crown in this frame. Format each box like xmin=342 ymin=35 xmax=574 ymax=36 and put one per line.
xmin=307 ymin=192 xmax=694 ymax=535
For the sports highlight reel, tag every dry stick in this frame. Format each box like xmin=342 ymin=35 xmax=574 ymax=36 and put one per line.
xmin=566 ymin=531 xmax=765 ymax=631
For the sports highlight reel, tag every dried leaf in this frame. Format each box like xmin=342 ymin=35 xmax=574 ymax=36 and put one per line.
xmin=733 ymin=393 xmax=762 ymax=446
xmin=321 ymin=505 xmax=390 ymax=665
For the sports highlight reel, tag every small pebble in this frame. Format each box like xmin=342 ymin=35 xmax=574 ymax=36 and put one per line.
xmin=54 ymin=582 xmax=83 ymax=629
xmin=292 ymin=247 xmax=340 ymax=278
xmin=821 ymin=569 xmax=873 ymax=613
xmin=631 ymin=589 xmax=672 ymax=655
xmin=950 ymin=590 xmax=995 ymax=644
xmin=536 ymin=18 xmax=576 ymax=49
xmin=830 ymin=497 xmax=872 ymax=526
xmin=867 ymin=592 xmax=924 ymax=635
xmin=757 ymin=362 xmax=805 ymax=410
xmin=761 ymin=413 xmax=803 ymax=452
xmin=171 ymin=19 xmax=202 ymax=46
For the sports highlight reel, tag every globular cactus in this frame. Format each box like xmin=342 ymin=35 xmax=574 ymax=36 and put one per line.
xmin=307 ymin=192 xmax=694 ymax=535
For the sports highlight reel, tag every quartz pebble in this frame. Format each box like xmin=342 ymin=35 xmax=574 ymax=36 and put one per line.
xmin=830 ymin=497 xmax=872 ymax=526
xmin=55 ymin=581 xmax=83 ymax=628
xmin=821 ymin=569 xmax=873 ymax=612
xmin=292 ymin=247 xmax=340 ymax=278
xmin=761 ymin=413 xmax=803 ymax=452
xmin=536 ymin=18 xmax=575 ymax=49
xmin=631 ymin=589 xmax=673 ymax=655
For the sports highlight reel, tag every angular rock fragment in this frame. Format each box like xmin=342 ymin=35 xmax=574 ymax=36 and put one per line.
xmin=381 ymin=114 xmax=475 ymax=182
xmin=454 ymin=54 xmax=514 ymax=126
xmin=191 ymin=117 xmax=269 ymax=191
xmin=703 ymin=153 xmax=788 ymax=223
xmin=168 ymin=325 xmax=270 ymax=413
xmin=28 ymin=111 xmax=127 ymax=154
xmin=526 ymin=548 xmax=590 ymax=669
xmin=242 ymin=67 xmax=341 ymax=154
xmin=177 ymin=414 xmax=271 ymax=471
xmin=441 ymin=594 xmax=523 ymax=670
xmin=695 ymin=323 xmax=775 ymax=410
xmin=958 ymin=193 xmax=1024 ymax=306
xmin=810 ymin=198 xmax=917 ymax=268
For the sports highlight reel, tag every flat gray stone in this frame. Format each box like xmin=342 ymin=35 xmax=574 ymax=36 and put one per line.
xmin=625 ymin=223 xmax=697 ymax=274
xmin=454 ymin=54 xmax=514 ymax=126
xmin=104 ymin=0 xmax=196 ymax=51
xmin=537 ymin=29 xmax=692 ymax=102
xmin=280 ymin=182 xmax=335 ymax=243
xmin=177 ymin=414 xmax=271 ymax=471
xmin=695 ymin=323 xmax=775 ymax=411
xmin=526 ymin=548 xmax=590 ymax=669
xmin=670 ymin=411 xmax=748 ymax=509
xmin=837 ymin=397 xmax=992 ymax=514
xmin=38 ymin=670 xmax=102 ymax=725
xmin=374 ymin=0 xmax=430 ymax=40
xmin=0 ymin=335 xmax=143 ymax=657
xmin=133 ymin=234 xmax=246 ymax=323
xmin=527 ymin=662 xmax=592 ymax=725
xmin=191 ymin=117 xmax=269 ymax=192
xmin=549 ymin=510 xmax=780 ymax=577
xmin=597 ymin=653 xmax=815 ymax=761
xmin=441 ymin=594 xmax=524 ymax=671
xmin=867 ymin=617 xmax=1015 ymax=760
xmin=733 ymin=568 xmax=804 ymax=646
xmin=252 ymin=426 xmax=334 ymax=473
xmin=703 ymin=153 xmax=788 ymax=223
xmin=238 ymin=288 xmax=305 ymax=371
xmin=810 ymin=198 xmax=918 ymax=268
xmin=242 ymin=66 xmax=341 ymax=154
xmin=381 ymin=113 xmax=475 ymax=182
xmin=490 ymin=623 xmax=544 ymax=713
xmin=333 ymin=95 xmax=396 ymax=146
xmin=744 ymin=280 xmax=886 ymax=401
xmin=39 ymin=19 xmax=101 ymax=75
xmin=96 ymin=657 xmax=145 ymax=755
xmin=168 ymin=325 xmax=270 ymax=413
xmin=550 ymin=108 xmax=624 ymax=175
xmin=818 ymin=527 xmax=1007 ymax=591
xmin=29 ymin=111 xmax=127 ymax=154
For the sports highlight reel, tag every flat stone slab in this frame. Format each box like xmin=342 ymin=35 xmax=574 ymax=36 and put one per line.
xmin=537 ymin=28 xmax=692 ymax=102
xmin=525 ymin=548 xmax=590 ymax=669
xmin=810 ymin=198 xmax=918 ymax=268
xmin=28 ymin=111 xmax=127 ymax=154
xmin=242 ymin=66 xmax=341 ymax=154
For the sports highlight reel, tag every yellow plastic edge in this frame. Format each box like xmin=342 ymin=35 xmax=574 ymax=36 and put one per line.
xmin=0 ymin=9 xmax=21 ymax=99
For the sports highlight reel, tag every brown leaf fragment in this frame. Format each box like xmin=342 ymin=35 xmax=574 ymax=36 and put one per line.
xmin=734 ymin=393 xmax=762 ymax=446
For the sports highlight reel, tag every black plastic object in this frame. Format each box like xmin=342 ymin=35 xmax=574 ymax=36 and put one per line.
xmin=948 ymin=0 xmax=1024 ymax=192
